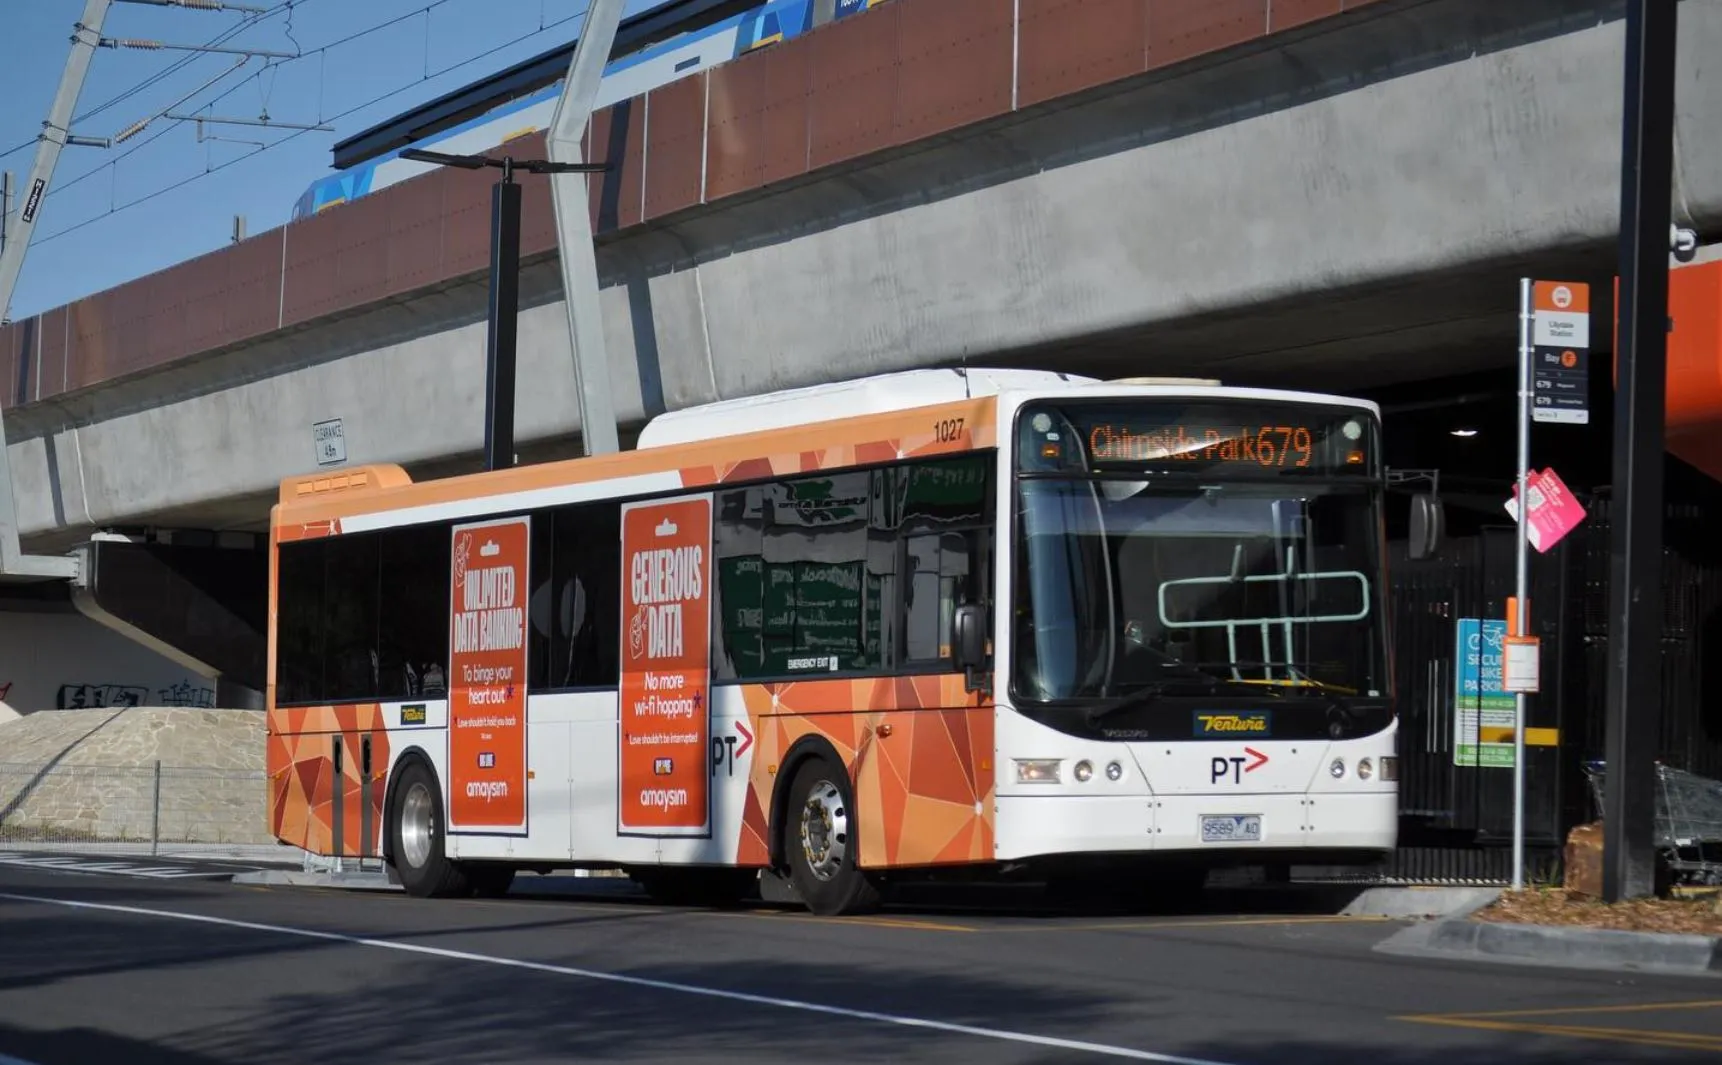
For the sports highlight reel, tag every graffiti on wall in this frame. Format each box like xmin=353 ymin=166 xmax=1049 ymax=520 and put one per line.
xmin=55 ymin=678 xmax=215 ymax=710
xmin=57 ymin=684 xmax=149 ymax=709
xmin=160 ymin=680 xmax=215 ymax=708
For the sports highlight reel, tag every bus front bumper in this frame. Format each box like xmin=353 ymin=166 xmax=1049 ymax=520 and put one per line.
xmin=992 ymin=790 xmax=1396 ymax=863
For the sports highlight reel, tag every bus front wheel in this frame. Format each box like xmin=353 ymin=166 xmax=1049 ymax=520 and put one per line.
xmin=782 ymin=756 xmax=880 ymax=916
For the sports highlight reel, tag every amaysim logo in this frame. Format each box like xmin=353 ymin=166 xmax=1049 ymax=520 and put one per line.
xmin=1194 ymin=711 xmax=1271 ymax=737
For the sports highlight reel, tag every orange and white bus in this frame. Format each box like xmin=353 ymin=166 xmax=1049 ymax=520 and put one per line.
xmin=266 ymin=368 xmax=1400 ymax=914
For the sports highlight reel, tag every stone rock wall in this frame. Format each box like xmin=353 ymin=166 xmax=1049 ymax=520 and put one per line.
xmin=0 ymin=707 xmax=270 ymax=845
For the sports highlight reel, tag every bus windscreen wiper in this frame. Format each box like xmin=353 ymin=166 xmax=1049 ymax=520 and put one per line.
xmin=1085 ymin=674 xmax=1223 ymax=726
xmin=1178 ymin=663 xmax=1368 ymax=735
xmin=1177 ymin=660 xmax=1323 ymax=679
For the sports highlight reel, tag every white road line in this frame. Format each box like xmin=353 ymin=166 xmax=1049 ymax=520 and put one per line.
xmin=0 ymin=855 xmax=223 ymax=880
xmin=0 ymin=891 xmax=1237 ymax=1065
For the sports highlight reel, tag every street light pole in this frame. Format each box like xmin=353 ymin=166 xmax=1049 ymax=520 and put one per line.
xmin=401 ymin=149 xmax=607 ymax=473
xmin=486 ymin=158 xmax=522 ymax=474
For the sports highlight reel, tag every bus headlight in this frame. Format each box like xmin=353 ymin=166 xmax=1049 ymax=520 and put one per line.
xmin=1357 ymin=758 xmax=1373 ymax=780
xmin=1074 ymin=760 xmax=1094 ymax=783
xmin=1106 ymin=761 xmax=1124 ymax=781
xmin=1329 ymin=758 xmax=1346 ymax=779
xmin=1015 ymin=759 xmax=1061 ymax=784
xmin=1380 ymin=756 xmax=1398 ymax=782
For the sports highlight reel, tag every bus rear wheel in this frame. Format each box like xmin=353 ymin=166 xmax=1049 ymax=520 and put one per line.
xmin=389 ymin=760 xmax=472 ymax=898
xmin=782 ymin=756 xmax=880 ymax=916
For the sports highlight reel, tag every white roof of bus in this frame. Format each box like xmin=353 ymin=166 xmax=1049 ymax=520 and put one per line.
xmin=633 ymin=368 xmax=1378 ymax=449
xmin=634 ymin=368 xmax=1094 ymax=448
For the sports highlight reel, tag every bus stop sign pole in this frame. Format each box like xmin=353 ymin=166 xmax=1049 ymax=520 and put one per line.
xmin=1604 ymin=0 xmax=1677 ymax=903
xmin=1513 ymin=278 xmax=1531 ymax=891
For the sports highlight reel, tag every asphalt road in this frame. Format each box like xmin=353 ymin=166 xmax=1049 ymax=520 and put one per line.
xmin=2 ymin=864 xmax=1721 ymax=1064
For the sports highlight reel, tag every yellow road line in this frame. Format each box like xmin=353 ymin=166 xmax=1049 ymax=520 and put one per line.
xmin=731 ymin=910 xmax=979 ymax=933
xmin=724 ymin=911 xmax=1385 ymax=935
xmin=1525 ymin=1023 xmax=1722 ymax=1049
xmin=988 ymin=914 xmax=1392 ymax=934
xmin=1401 ymin=999 xmax=1722 ymax=1054
xmin=1409 ymin=998 xmax=1722 ymax=1020
xmin=1403 ymin=1013 xmax=1722 ymax=1053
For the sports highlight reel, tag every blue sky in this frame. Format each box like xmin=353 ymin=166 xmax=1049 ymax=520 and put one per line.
xmin=0 ymin=0 xmax=668 ymax=319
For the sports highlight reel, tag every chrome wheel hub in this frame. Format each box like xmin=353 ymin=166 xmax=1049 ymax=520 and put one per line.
xmin=799 ymin=779 xmax=848 ymax=881
xmin=401 ymin=781 xmax=435 ymax=869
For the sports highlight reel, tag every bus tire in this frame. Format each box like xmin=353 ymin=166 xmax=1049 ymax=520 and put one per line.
xmin=783 ymin=755 xmax=880 ymax=916
xmin=388 ymin=760 xmax=471 ymax=898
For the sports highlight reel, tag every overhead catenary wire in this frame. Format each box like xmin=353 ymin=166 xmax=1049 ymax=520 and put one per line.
xmin=76 ymin=2 xmax=286 ymax=124
xmin=34 ymin=0 xmax=594 ymax=246
xmin=0 ymin=0 xmax=302 ymax=165
xmin=43 ymin=52 xmax=277 ymax=204
xmin=12 ymin=0 xmax=443 ymax=195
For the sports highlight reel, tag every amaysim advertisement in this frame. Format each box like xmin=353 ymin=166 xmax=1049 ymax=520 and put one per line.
xmin=447 ymin=516 xmax=530 ymax=833
xmin=619 ymin=495 xmax=714 ymax=836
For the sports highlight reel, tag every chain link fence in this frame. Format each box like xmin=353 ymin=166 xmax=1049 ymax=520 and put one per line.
xmin=0 ymin=761 xmax=273 ymax=854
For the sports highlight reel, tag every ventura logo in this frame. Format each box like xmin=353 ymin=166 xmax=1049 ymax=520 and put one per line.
xmin=1194 ymin=711 xmax=1272 ymax=737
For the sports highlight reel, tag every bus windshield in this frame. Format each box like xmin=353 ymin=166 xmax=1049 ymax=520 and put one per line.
xmin=1009 ymin=399 xmax=1389 ymax=714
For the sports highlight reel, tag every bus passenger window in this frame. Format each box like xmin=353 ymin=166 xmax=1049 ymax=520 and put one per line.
xmin=276 ymin=539 xmax=326 ymax=705
xmin=376 ymin=522 xmax=451 ymax=701
xmin=546 ymin=503 xmax=621 ymax=689
xmin=322 ymin=534 xmax=380 ymax=703
xmin=904 ymin=532 xmax=973 ymax=664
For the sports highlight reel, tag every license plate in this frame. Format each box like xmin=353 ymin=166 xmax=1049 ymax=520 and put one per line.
xmin=1199 ymin=814 xmax=1262 ymax=843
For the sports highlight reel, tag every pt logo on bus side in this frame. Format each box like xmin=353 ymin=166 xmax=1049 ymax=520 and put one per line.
xmin=1211 ymin=748 xmax=1269 ymax=785
xmin=709 ymin=721 xmax=754 ymax=778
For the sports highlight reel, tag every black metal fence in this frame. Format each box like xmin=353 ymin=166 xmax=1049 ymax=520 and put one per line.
xmin=1575 ymin=496 xmax=1722 ymax=779
xmin=1368 ymin=479 xmax=1722 ymax=885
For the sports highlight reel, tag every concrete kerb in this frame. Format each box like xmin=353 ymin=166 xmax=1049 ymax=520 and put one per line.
xmin=1374 ymin=895 xmax=1722 ymax=977
xmin=229 ymin=864 xmax=639 ymax=893
xmin=232 ymin=868 xmax=401 ymax=892
xmin=1336 ymin=885 xmax=1504 ymax=920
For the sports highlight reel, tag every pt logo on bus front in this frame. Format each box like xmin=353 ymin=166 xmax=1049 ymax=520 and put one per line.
xmin=1193 ymin=711 xmax=1271 ymax=738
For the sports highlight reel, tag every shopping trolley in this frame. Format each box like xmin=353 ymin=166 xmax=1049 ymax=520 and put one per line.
xmin=1583 ymin=759 xmax=1722 ymax=886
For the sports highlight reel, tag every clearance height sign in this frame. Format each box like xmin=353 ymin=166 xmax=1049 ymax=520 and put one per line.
xmin=619 ymin=496 xmax=713 ymax=836
xmin=447 ymin=516 xmax=530 ymax=833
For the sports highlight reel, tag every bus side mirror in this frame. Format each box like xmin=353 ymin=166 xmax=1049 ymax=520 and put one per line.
xmin=953 ymin=602 xmax=991 ymax=697
xmin=1408 ymin=492 xmax=1444 ymax=561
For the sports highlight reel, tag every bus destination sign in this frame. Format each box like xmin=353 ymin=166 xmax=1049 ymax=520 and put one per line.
xmin=1088 ymin=422 xmax=1332 ymax=469
xmin=1035 ymin=401 xmax=1377 ymax=476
